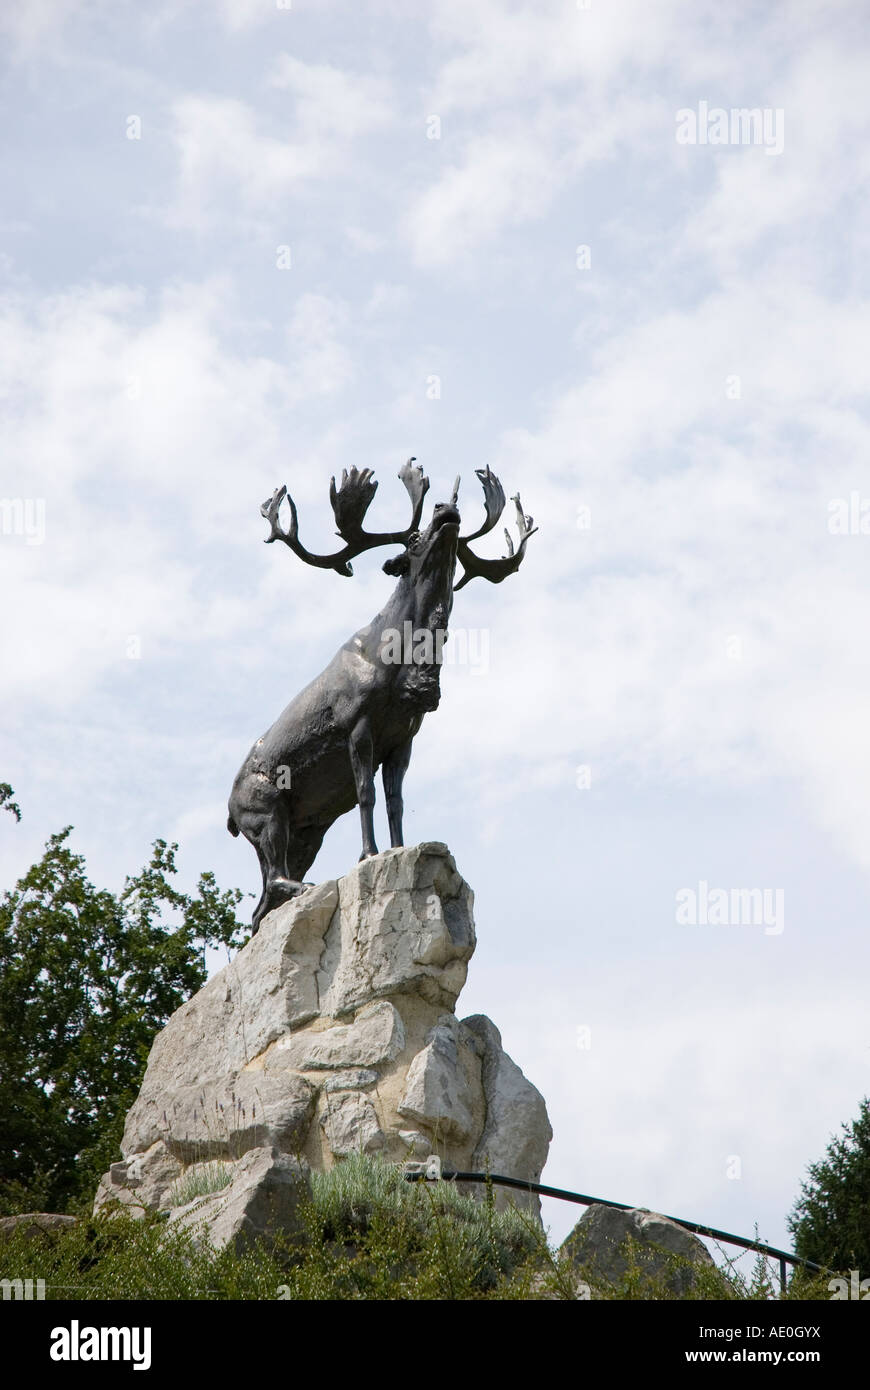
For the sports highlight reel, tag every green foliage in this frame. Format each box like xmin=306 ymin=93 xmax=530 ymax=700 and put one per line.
xmin=565 ymin=1231 xmax=733 ymax=1301
xmin=0 ymin=783 xmax=21 ymax=823
xmin=0 ymin=1210 xmax=290 ymax=1301
xmin=788 ymin=1096 xmax=870 ymax=1273
xmin=560 ymin=1214 xmax=833 ymax=1302
xmin=568 ymin=1245 xmax=833 ymax=1302
xmin=0 ymin=1158 xmax=550 ymax=1302
xmin=0 ymin=1153 xmax=837 ymax=1301
xmin=743 ymin=1247 xmax=777 ymax=1301
xmin=298 ymin=1153 xmax=544 ymax=1298
xmin=0 ymin=826 xmax=248 ymax=1215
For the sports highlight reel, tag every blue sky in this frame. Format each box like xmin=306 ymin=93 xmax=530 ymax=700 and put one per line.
xmin=2 ymin=0 xmax=870 ymax=1256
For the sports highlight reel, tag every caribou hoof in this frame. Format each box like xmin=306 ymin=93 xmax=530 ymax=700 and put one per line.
xmin=253 ymin=876 xmax=304 ymax=934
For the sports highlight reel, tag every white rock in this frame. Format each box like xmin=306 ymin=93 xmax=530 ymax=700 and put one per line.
xmin=169 ymin=1147 xmax=310 ymax=1254
xmin=97 ymin=845 xmax=552 ymax=1233
xmin=398 ymin=1130 xmax=431 ymax=1156
xmin=134 ymin=880 xmax=338 ymax=1086
xmin=320 ymin=1092 xmax=386 ymax=1156
xmin=122 ymin=1071 xmax=316 ymax=1161
xmin=321 ymin=1069 xmax=379 ymax=1092
xmin=398 ymin=1016 xmax=476 ymax=1143
xmin=263 ymin=1001 xmax=404 ymax=1072
xmin=462 ymin=1015 xmax=553 ymax=1214
xmin=94 ymin=1140 xmax=182 ymax=1214
xmin=317 ymin=844 xmax=475 ymax=1017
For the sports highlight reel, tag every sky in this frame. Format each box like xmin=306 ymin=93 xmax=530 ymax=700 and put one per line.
xmin=2 ymin=0 xmax=870 ymax=1260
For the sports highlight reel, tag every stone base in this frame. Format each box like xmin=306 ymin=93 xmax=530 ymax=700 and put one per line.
xmin=95 ymin=844 xmax=552 ymax=1232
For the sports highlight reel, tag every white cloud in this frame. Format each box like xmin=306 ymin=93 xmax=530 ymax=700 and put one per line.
xmin=409 ymin=273 xmax=870 ymax=873
xmin=0 ymin=278 xmax=359 ymax=706
xmin=427 ymin=0 xmax=686 ymax=113
xmin=284 ymin=294 xmax=353 ymax=400
xmin=267 ymin=54 xmax=393 ymax=139
xmin=0 ymin=0 xmax=107 ymax=54
xmin=168 ymin=96 xmax=316 ymax=229
xmin=677 ymin=39 xmax=870 ymax=274
xmin=403 ymin=123 xmax=563 ymax=267
xmin=527 ymin=976 xmax=870 ymax=1248
xmin=402 ymin=92 xmax=666 ymax=266
xmin=218 ymin=0 xmax=280 ymax=31
xmin=168 ymin=60 xmax=393 ymax=229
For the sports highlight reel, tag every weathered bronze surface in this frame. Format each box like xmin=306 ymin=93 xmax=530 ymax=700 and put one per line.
xmin=228 ymin=460 xmax=536 ymax=930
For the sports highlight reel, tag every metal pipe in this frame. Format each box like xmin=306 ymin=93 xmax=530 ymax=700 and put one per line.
xmin=404 ymin=1169 xmax=824 ymax=1277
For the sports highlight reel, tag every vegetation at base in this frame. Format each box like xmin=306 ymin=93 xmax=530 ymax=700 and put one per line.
xmin=299 ymin=1152 xmax=545 ymax=1298
xmin=788 ymin=1096 xmax=870 ymax=1273
xmin=0 ymin=791 xmax=248 ymax=1216
xmin=0 ymin=1211 xmax=286 ymax=1302
xmin=0 ymin=1155 xmax=837 ymax=1301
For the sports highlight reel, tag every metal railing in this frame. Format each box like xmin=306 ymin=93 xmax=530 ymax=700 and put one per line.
xmin=404 ymin=1165 xmax=823 ymax=1294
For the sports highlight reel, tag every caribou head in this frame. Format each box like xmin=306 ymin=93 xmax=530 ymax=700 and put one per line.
xmin=259 ymin=457 xmax=536 ymax=585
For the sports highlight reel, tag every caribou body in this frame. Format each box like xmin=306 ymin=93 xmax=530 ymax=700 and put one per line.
xmin=228 ymin=460 xmax=535 ymax=931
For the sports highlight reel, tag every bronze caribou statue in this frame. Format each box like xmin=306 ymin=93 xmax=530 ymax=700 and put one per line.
xmin=228 ymin=459 xmax=536 ymax=931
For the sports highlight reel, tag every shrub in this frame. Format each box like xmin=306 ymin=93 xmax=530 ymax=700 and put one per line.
xmin=0 ymin=1154 xmax=837 ymax=1301
xmin=788 ymin=1097 xmax=870 ymax=1274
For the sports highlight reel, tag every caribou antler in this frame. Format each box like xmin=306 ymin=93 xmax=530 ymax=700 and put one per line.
xmin=461 ymin=464 xmax=504 ymax=541
xmin=455 ymin=467 xmax=537 ymax=589
xmin=261 ymin=458 xmax=430 ymax=577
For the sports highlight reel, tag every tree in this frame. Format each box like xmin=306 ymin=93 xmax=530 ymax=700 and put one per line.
xmin=0 ymin=825 xmax=248 ymax=1214
xmin=788 ymin=1097 xmax=870 ymax=1273
xmin=0 ymin=783 xmax=21 ymax=822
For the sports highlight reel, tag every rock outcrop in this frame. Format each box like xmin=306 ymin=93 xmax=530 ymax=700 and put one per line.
xmin=95 ymin=843 xmax=552 ymax=1239
xmin=168 ymin=1148 xmax=309 ymax=1255
xmin=561 ymin=1204 xmax=717 ymax=1295
xmin=0 ymin=1213 xmax=79 ymax=1241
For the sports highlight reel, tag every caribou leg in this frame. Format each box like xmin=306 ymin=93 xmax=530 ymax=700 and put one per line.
xmin=382 ymin=737 xmax=413 ymax=847
xmin=250 ymin=844 xmax=271 ymax=930
xmin=349 ymin=716 xmax=378 ymax=859
xmin=233 ymin=785 xmax=303 ymax=933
